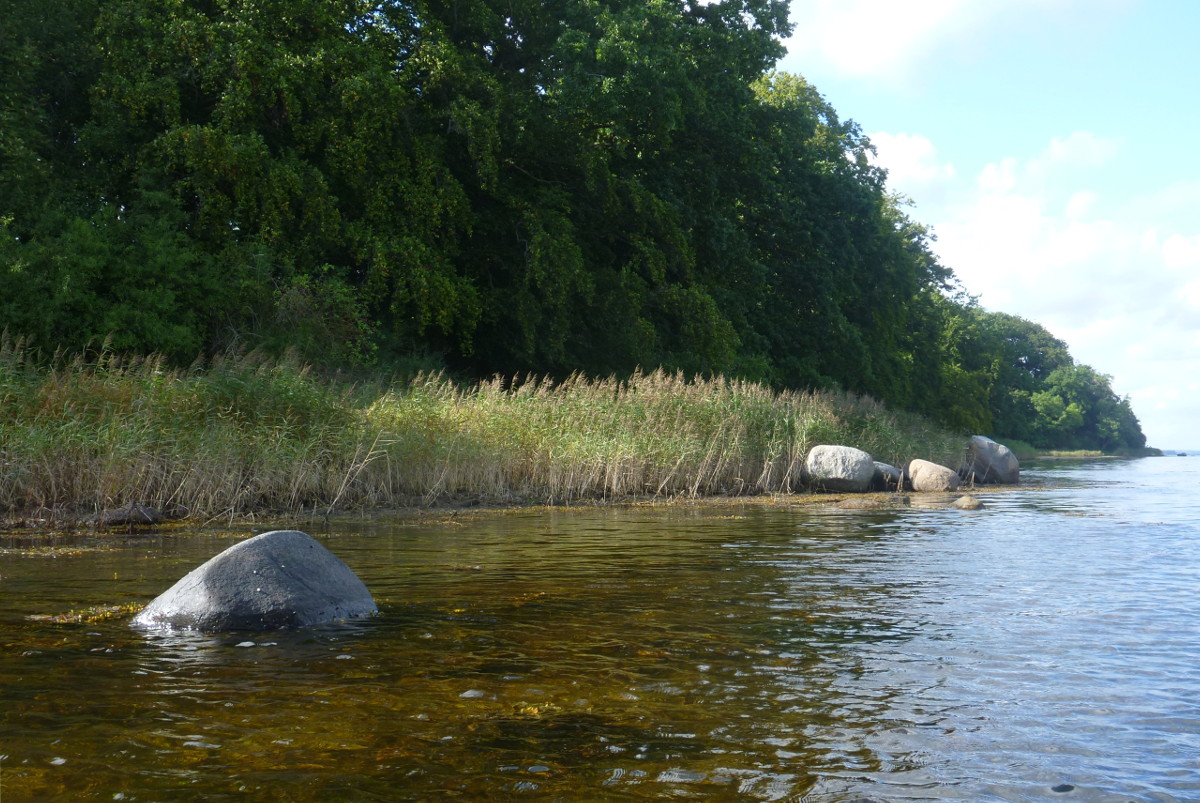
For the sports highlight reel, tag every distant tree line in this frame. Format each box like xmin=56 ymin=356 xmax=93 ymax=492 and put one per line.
xmin=0 ymin=0 xmax=1145 ymax=451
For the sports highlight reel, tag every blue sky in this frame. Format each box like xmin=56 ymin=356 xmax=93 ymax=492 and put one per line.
xmin=776 ymin=0 xmax=1199 ymax=450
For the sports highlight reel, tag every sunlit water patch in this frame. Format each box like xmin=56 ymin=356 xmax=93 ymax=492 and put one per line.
xmin=3 ymin=457 xmax=1199 ymax=801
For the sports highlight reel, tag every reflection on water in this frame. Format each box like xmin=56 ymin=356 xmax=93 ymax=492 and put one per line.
xmin=3 ymin=457 xmax=1200 ymax=801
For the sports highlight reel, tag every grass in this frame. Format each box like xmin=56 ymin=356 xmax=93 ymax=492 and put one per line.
xmin=0 ymin=336 xmax=967 ymax=520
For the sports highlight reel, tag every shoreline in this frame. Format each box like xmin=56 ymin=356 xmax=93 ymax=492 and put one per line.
xmin=3 ymin=349 xmax=1151 ymax=533
xmin=1 ymin=483 xmax=1038 ymax=538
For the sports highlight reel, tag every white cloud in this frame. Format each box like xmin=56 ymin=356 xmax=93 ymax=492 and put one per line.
xmin=1131 ymin=178 xmax=1200 ymax=228
xmin=781 ymin=0 xmax=967 ymax=81
xmin=1180 ymin=278 xmax=1200 ymax=308
xmin=935 ymin=133 xmax=1128 ymax=319
xmin=1128 ymin=375 xmax=1200 ymax=450
xmin=978 ymin=158 xmax=1020 ymax=194
xmin=904 ymin=132 xmax=1200 ymax=447
xmin=1037 ymin=131 xmax=1121 ymax=171
xmin=1162 ymin=234 xmax=1200 ymax=269
xmin=781 ymin=0 xmax=1132 ymax=85
xmin=867 ymin=132 xmax=956 ymax=203
xmin=971 ymin=133 xmax=1122 ymax=199
xmin=1065 ymin=191 xmax=1097 ymax=220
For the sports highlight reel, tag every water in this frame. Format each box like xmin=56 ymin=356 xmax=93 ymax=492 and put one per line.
xmin=2 ymin=457 xmax=1199 ymax=801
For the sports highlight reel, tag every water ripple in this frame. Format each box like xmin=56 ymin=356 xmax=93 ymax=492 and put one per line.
xmin=2 ymin=458 xmax=1199 ymax=800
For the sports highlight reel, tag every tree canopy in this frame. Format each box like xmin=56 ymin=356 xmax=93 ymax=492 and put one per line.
xmin=0 ymin=0 xmax=1146 ymax=452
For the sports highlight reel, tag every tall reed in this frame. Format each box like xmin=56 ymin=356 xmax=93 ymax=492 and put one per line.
xmin=0 ymin=338 xmax=966 ymax=518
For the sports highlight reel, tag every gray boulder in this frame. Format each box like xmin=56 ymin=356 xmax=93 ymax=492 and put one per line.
xmin=871 ymin=461 xmax=903 ymax=491
xmin=961 ymin=435 xmax=1020 ymax=484
xmin=906 ymin=459 xmax=961 ymax=492
xmin=804 ymin=445 xmax=876 ymax=492
xmin=133 ymin=530 xmax=377 ymax=631
xmin=97 ymin=503 xmax=163 ymax=527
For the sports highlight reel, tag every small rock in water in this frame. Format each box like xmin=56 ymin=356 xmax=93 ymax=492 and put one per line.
xmin=459 ymin=689 xmax=486 ymax=699
xmin=1051 ymin=784 xmax=1075 ymax=793
xmin=952 ymin=495 xmax=984 ymax=510
xmin=837 ymin=496 xmax=886 ymax=510
xmin=235 ymin=641 xmax=256 ymax=648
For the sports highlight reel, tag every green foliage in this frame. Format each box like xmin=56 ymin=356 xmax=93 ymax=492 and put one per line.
xmin=1027 ymin=364 xmax=1145 ymax=452
xmin=0 ymin=0 xmax=1146 ymax=454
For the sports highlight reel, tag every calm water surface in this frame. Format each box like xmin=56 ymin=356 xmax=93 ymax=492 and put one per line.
xmin=2 ymin=457 xmax=1199 ymax=801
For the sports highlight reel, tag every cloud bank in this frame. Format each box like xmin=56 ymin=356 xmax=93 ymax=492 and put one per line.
xmin=870 ymin=129 xmax=1200 ymax=448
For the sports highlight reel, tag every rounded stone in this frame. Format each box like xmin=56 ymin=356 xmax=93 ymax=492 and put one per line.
xmin=804 ymin=445 xmax=876 ymax=493
xmin=907 ymin=459 xmax=961 ymax=493
xmin=132 ymin=530 xmax=377 ymax=632
xmin=962 ymin=435 xmax=1020 ymax=484
xmin=871 ymin=461 xmax=903 ymax=491
xmin=837 ymin=497 xmax=887 ymax=510
xmin=952 ymin=495 xmax=985 ymax=510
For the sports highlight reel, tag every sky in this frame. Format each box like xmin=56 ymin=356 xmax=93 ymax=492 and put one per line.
xmin=775 ymin=0 xmax=1200 ymax=450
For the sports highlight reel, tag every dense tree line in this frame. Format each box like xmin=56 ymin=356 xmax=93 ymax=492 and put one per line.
xmin=0 ymin=0 xmax=1146 ymax=451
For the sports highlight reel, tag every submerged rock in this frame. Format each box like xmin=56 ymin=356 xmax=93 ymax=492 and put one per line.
xmin=132 ymin=530 xmax=377 ymax=632
xmin=952 ymin=495 xmax=985 ymax=510
xmin=908 ymin=493 xmax=957 ymax=509
xmin=906 ymin=459 xmax=960 ymax=493
xmin=837 ymin=496 xmax=888 ymax=510
xmin=804 ymin=445 xmax=876 ymax=492
xmin=961 ymin=435 xmax=1020 ymax=484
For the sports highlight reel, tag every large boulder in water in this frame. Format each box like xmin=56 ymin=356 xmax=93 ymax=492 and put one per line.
xmin=804 ymin=445 xmax=876 ymax=492
xmin=132 ymin=530 xmax=377 ymax=631
xmin=906 ymin=459 xmax=961 ymax=492
xmin=961 ymin=435 xmax=1020 ymax=484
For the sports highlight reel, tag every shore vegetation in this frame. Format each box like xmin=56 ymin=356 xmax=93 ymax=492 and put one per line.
xmin=0 ymin=340 xmax=964 ymax=521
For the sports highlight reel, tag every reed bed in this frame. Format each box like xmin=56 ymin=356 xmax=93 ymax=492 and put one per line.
xmin=0 ymin=337 xmax=966 ymax=519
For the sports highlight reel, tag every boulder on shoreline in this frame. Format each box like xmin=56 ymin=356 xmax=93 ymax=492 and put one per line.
xmin=97 ymin=503 xmax=163 ymax=528
xmin=871 ymin=461 xmax=903 ymax=491
xmin=132 ymin=529 xmax=377 ymax=632
xmin=804 ymin=445 xmax=876 ymax=492
xmin=906 ymin=459 xmax=961 ymax=492
xmin=961 ymin=435 xmax=1020 ymax=484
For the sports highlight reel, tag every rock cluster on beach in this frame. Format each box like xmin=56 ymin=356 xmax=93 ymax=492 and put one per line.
xmin=802 ymin=436 xmax=1019 ymax=497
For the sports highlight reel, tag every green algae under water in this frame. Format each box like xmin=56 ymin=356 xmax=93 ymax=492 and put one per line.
xmin=3 ymin=457 xmax=1200 ymax=801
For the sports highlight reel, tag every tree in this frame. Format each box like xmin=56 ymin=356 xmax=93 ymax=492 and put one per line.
xmin=0 ymin=0 xmax=1149 ymax=451
xmin=1032 ymin=364 xmax=1145 ymax=451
